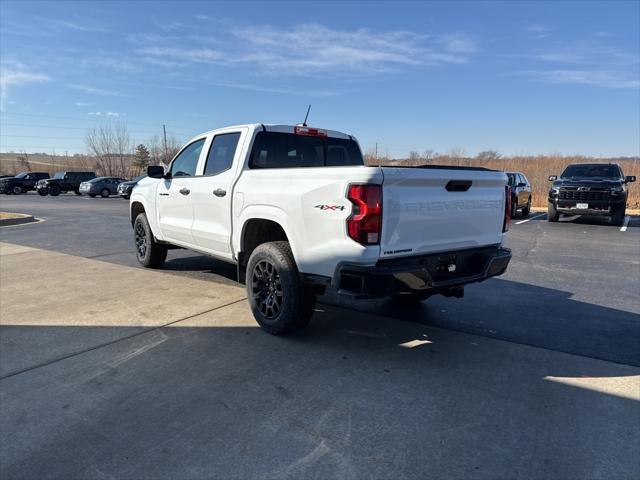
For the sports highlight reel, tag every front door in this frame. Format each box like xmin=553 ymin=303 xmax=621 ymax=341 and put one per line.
xmin=157 ymin=138 xmax=206 ymax=246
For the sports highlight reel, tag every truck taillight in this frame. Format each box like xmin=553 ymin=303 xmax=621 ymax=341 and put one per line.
xmin=503 ymin=186 xmax=512 ymax=232
xmin=294 ymin=126 xmax=328 ymax=137
xmin=347 ymin=184 xmax=382 ymax=245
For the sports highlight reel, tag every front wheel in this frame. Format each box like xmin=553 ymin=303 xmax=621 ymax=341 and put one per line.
xmin=611 ymin=205 xmax=626 ymax=227
xmin=548 ymin=202 xmax=559 ymax=222
xmin=510 ymin=197 xmax=518 ymax=219
xmin=522 ymin=197 xmax=531 ymax=216
xmin=134 ymin=213 xmax=167 ymax=268
xmin=12 ymin=185 xmax=23 ymax=195
xmin=37 ymin=188 xmax=48 ymax=196
xmin=246 ymin=241 xmax=315 ymax=336
xmin=49 ymin=185 xmax=61 ymax=196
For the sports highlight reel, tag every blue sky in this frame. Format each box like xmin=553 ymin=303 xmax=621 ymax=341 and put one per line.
xmin=1 ymin=0 xmax=639 ymax=157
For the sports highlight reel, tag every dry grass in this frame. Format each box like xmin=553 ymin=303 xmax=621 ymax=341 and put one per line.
xmin=368 ymin=155 xmax=640 ymax=208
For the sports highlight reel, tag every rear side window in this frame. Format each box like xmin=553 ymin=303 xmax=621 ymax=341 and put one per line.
xmin=249 ymin=132 xmax=363 ymax=169
xmin=204 ymin=133 xmax=241 ymax=176
xmin=171 ymin=139 xmax=205 ymax=177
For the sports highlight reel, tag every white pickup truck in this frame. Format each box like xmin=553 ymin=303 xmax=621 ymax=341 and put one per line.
xmin=130 ymin=124 xmax=512 ymax=335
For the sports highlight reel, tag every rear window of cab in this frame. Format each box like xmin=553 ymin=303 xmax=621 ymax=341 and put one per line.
xmin=249 ymin=132 xmax=364 ymax=169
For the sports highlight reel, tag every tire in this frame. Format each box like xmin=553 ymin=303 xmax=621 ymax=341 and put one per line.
xmin=74 ymin=189 xmax=81 ymax=195
xmin=89 ymin=194 xmax=96 ymax=198
xmin=134 ymin=213 xmax=167 ymax=268
xmin=3 ymin=186 xmax=11 ymax=195
xmin=37 ymin=188 xmax=48 ymax=196
xmin=611 ymin=205 xmax=626 ymax=227
xmin=100 ymin=188 xmax=110 ymax=198
xmin=49 ymin=185 xmax=61 ymax=196
xmin=522 ymin=197 xmax=531 ymax=216
xmin=548 ymin=202 xmax=559 ymax=222
xmin=246 ymin=241 xmax=315 ymax=336
xmin=510 ymin=197 xmax=518 ymax=218
xmin=12 ymin=185 xmax=23 ymax=195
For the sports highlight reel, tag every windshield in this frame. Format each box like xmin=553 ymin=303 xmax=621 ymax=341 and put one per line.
xmin=561 ymin=164 xmax=621 ymax=178
xmin=53 ymin=172 xmax=65 ymax=179
xmin=15 ymin=172 xmax=28 ymax=179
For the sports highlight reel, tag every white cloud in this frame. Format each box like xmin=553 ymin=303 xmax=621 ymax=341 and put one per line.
xmin=75 ymin=102 xmax=89 ymax=107
xmin=137 ymin=23 xmax=477 ymax=76
xmin=88 ymin=111 xmax=120 ymax=116
xmin=0 ymin=65 xmax=50 ymax=108
xmin=519 ymin=69 xmax=639 ymax=89
xmin=68 ymin=84 xmax=124 ymax=97
xmin=526 ymin=24 xmax=552 ymax=39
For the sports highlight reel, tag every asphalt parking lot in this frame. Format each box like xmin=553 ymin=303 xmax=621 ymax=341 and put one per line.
xmin=1 ymin=194 xmax=639 ymax=479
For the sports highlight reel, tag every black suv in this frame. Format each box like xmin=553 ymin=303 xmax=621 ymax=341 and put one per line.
xmin=0 ymin=172 xmax=50 ymax=194
xmin=37 ymin=171 xmax=96 ymax=196
xmin=507 ymin=172 xmax=532 ymax=218
xmin=548 ymin=163 xmax=636 ymax=225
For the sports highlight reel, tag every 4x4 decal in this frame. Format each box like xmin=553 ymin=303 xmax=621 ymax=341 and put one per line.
xmin=315 ymin=204 xmax=346 ymax=211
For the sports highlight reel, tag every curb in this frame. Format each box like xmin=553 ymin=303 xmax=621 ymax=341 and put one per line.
xmin=0 ymin=214 xmax=36 ymax=227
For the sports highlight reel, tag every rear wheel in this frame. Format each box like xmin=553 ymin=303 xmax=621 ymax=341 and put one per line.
xmin=12 ymin=185 xmax=23 ymax=195
xmin=611 ymin=205 xmax=626 ymax=226
xmin=100 ymin=188 xmax=110 ymax=198
xmin=548 ymin=202 xmax=559 ymax=222
xmin=89 ymin=194 xmax=96 ymax=198
xmin=246 ymin=241 xmax=315 ymax=336
xmin=134 ymin=213 xmax=167 ymax=268
xmin=522 ymin=197 xmax=531 ymax=216
xmin=49 ymin=185 xmax=61 ymax=196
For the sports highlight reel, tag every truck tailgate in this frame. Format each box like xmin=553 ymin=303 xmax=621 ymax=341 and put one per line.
xmin=380 ymin=167 xmax=507 ymax=259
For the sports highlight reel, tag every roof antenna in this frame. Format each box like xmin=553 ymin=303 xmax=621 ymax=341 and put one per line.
xmin=302 ymin=104 xmax=311 ymax=126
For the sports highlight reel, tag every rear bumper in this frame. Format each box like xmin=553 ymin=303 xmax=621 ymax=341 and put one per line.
xmin=337 ymin=245 xmax=511 ymax=298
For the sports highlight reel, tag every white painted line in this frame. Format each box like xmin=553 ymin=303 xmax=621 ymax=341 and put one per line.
xmin=620 ymin=216 xmax=630 ymax=232
xmin=515 ymin=213 xmax=545 ymax=225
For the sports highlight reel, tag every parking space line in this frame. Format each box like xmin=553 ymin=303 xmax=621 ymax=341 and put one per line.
xmin=515 ymin=213 xmax=545 ymax=225
xmin=620 ymin=216 xmax=630 ymax=232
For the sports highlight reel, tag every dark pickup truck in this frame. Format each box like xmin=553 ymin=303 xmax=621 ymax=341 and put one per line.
xmin=548 ymin=163 xmax=636 ymax=226
xmin=37 ymin=171 xmax=97 ymax=196
xmin=0 ymin=172 xmax=50 ymax=194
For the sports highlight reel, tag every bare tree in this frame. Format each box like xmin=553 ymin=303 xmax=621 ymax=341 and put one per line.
xmin=85 ymin=122 xmax=132 ymax=176
xmin=476 ymin=150 xmax=501 ymax=162
xmin=17 ymin=151 xmax=31 ymax=172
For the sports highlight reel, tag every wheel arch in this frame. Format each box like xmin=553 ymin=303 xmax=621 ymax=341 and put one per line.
xmin=238 ymin=217 xmax=293 ymax=268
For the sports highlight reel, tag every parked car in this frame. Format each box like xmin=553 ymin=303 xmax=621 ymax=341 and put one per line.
xmin=130 ymin=123 xmax=512 ymax=335
xmin=37 ymin=171 xmax=96 ymax=196
xmin=79 ymin=177 xmax=127 ymax=197
xmin=548 ymin=163 xmax=635 ymax=225
xmin=506 ymin=171 xmax=532 ymax=218
xmin=117 ymin=175 xmax=146 ymax=199
xmin=0 ymin=172 xmax=50 ymax=194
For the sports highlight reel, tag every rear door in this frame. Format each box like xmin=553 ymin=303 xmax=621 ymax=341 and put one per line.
xmin=190 ymin=129 xmax=246 ymax=258
xmin=157 ymin=138 xmax=206 ymax=245
xmin=380 ymin=167 xmax=507 ymax=259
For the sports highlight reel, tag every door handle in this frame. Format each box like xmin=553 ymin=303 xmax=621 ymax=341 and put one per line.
xmin=213 ymin=188 xmax=227 ymax=197
xmin=179 ymin=187 xmax=190 ymax=195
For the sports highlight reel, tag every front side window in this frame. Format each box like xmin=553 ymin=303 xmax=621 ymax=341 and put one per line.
xmin=171 ymin=139 xmax=205 ymax=177
xmin=204 ymin=133 xmax=241 ymax=176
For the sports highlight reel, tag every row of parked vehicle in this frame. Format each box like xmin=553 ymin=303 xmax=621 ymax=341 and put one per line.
xmin=0 ymin=171 xmax=145 ymax=199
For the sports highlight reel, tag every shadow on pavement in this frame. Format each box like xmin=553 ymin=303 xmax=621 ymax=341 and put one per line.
xmin=1 ymin=308 xmax=638 ymax=480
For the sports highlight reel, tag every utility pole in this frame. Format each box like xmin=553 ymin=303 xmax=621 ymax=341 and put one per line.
xmin=162 ymin=124 xmax=168 ymax=163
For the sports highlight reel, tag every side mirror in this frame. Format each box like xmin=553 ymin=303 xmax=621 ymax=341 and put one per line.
xmin=625 ymin=175 xmax=636 ymax=183
xmin=548 ymin=175 xmax=557 ymax=181
xmin=517 ymin=182 xmax=526 ymax=188
xmin=147 ymin=165 xmax=165 ymax=179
